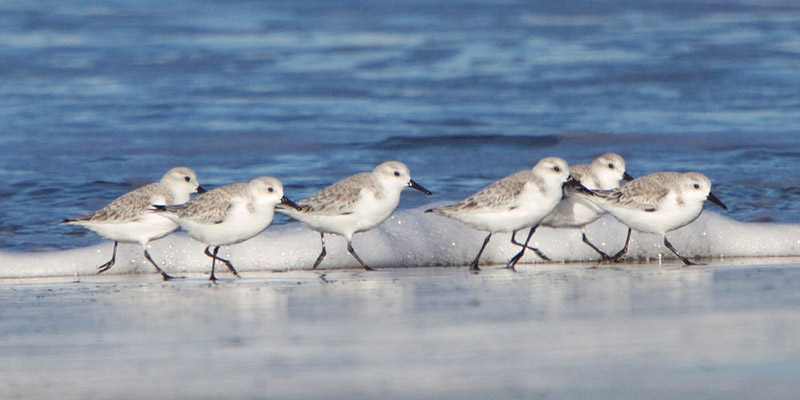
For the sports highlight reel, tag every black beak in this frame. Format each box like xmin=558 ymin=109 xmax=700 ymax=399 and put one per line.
xmin=707 ymin=192 xmax=728 ymax=210
xmin=622 ymin=172 xmax=635 ymax=182
xmin=196 ymin=186 xmax=207 ymax=194
xmin=408 ymin=179 xmax=433 ymax=195
xmin=565 ymin=176 xmax=594 ymax=196
xmin=281 ymin=196 xmax=303 ymax=211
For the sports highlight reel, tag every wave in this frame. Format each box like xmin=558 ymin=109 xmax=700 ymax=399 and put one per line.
xmin=2 ymin=205 xmax=799 ymax=279
xmin=369 ymin=134 xmax=560 ymax=150
xmin=369 ymin=131 xmax=799 ymax=152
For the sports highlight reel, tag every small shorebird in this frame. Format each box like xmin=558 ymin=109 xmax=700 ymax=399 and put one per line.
xmin=540 ymin=153 xmax=634 ymax=261
xmin=155 ymin=176 xmax=300 ymax=281
xmin=277 ymin=161 xmax=432 ymax=271
xmin=589 ymin=171 xmax=728 ymax=265
xmin=426 ymin=157 xmax=587 ymax=272
xmin=61 ymin=167 xmax=205 ymax=280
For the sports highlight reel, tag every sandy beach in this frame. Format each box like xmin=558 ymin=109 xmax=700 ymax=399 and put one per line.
xmin=3 ymin=259 xmax=800 ymax=399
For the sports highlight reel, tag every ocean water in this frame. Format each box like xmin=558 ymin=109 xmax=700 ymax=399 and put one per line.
xmin=4 ymin=3 xmax=800 ymax=398
xmin=2 ymin=0 xmax=800 ymax=272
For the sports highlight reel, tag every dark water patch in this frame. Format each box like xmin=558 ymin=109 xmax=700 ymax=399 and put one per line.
xmin=370 ymin=134 xmax=560 ymax=150
xmin=404 ymin=118 xmax=490 ymax=128
xmin=28 ymin=188 xmax=62 ymax=197
xmin=323 ymin=46 xmax=395 ymax=55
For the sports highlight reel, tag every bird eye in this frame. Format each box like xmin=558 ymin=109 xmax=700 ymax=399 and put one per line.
xmin=184 ymin=176 xmax=191 ymax=182
xmin=693 ymin=183 xmax=700 ymax=189
xmin=553 ymin=166 xmax=560 ymax=172
xmin=268 ymin=187 xmax=274 ymax=193
xmin=607 ymin=163 xmax=615 ymax=169
xmin=394 ymin=171 xmax=400 ymax=177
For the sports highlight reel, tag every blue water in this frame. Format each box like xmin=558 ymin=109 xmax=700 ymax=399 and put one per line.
xmin=2 ymin=0 xmax=800 ymax=253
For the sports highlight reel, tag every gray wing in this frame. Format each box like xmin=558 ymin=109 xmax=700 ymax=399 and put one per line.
xmin=598 ymin=175 xmax=669 ymax=211
xmin=165 ymin=183 xmax=245 ymax=224
xmin=436 ymin=170 xmax=536 ymax=212
xmin=68 ymin=182 xmax=167 ymax=222
xmin=295 ymin=173 xmax=373 ymax=216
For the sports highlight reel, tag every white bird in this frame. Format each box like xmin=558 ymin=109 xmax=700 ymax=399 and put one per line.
xmin=155 ymin=176 xmax=300 ymax=281
xmin=426 ymin=157 xmax=587 ymax=272
xmin=589 ymin=171 xmax=728 ymax=265
xmin=61 ymin=167 xmax=205 ymax=280
xmin=277 ymin=161 xmax=432 ymax=271
xmin=540 ymin=153 xmax=634 ymax=260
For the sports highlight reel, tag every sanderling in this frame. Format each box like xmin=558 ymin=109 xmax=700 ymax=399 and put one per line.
xmin=589 ymin=171 xmax=728 ymax=265
xmin=61 ymin=167 xmax=205 ymax=280
xmin=277 ymin=161 xmax=432 ymax=271
xmin=540 ymin=153 xmax=634 ymax=261
xmin=426 ymin=157 xmax=586 ymax=272
xmin=154 ymin=176 xmax=300 ymax=281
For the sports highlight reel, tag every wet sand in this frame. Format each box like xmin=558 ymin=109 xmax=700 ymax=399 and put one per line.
xmin=2 ymin=259 xmax=800 ymax=399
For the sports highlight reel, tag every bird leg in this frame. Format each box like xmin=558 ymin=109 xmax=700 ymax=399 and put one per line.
xmin=205 ymin=246 xmax=240 ymax=279
xmin=312 ymin=233 xmax=327 ymax=270
xmin=143 ymin=248 xmax=178 ymax=281
xmin=470 ymin=233 xmax=492 ymax=272
xmin=581 ymin=232 xmax=614 ymax=262
xmin=97 ymin=241 xmax=118 ymax=274
xmin=663 ymin=236 xmax=702 ymax=266
xmin=609 ymin=228 xmax=632 ymax=262
xmin=347 ymin=241 xmax=375 ymax=271
xmin=510 ymin=226 xmax=550 ymax=262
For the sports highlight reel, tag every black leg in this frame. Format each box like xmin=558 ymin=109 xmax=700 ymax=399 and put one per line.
xmin=663 ymin=236 xmax=701 ymax=266
xmin=312 ymin=233 xmax=327 ymax=270
xmin=581 ymin=232 xmax=614 ymax=261
xmin=507 ymin=227 xmax=537 ymax=271
xmin=205 ymin=246 xmax=240 ymax=279
xmin=610 ymin=228 xmax=632 ymax=262
xmin=143 ymin=248 xmax=177 ymax=281
xmin=204 ymin=246 xmax=240 ymax=278
xmin=97 ymin=241 xmax=118 ymax=274
xmin=347 ymin=241 xmax=375 ymax=271
xmin=204 ymin=246 xmax=219 ymax=281
xmin=510 ymin=226 xmax=550 ymax=262
xmin=469 ymin=233 xmax=492 ymax=272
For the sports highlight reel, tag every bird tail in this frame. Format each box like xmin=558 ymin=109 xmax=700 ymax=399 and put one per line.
xmin=149 ymin=204 xmax=186 ymax=214
xmin=424 ymin=207 xmax=446 ymax=215
xmin=275 ymin=203 xmax=310 ymax=214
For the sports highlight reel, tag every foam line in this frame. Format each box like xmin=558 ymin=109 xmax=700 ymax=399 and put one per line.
xmin=2 ymin=206 xmax=799 ymax=278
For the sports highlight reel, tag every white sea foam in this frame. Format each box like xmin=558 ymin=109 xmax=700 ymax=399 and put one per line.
xmin=2 ymin=205 xmax=800 ymax=279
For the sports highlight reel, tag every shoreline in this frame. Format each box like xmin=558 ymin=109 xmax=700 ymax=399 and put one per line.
xmin=3 ymin=261 xmax=800 ymax=399
xmin=3 ymin=254 xmax=800 ymax=282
